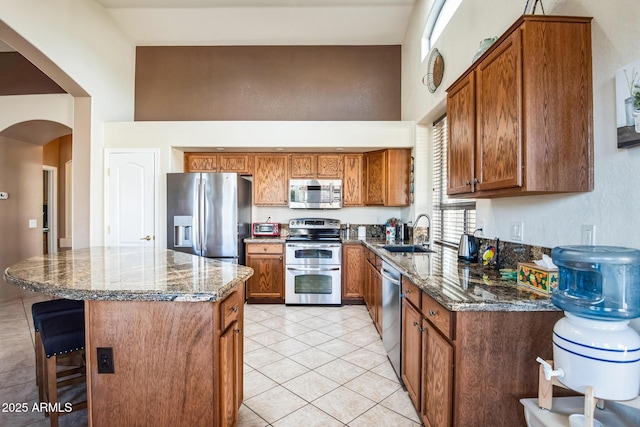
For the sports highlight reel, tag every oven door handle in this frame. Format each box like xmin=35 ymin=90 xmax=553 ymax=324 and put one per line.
xmin=287 ymin=267 xmax=341 ymax=272
xmin=287 ymin=244 xmax=342 ymax=249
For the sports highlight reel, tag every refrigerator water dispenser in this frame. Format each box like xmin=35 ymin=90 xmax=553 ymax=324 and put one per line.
xmin=173 ymin=215 xmax=193 ymax=247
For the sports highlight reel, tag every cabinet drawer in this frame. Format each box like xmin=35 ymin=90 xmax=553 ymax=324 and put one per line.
xmin=220 ymin=290 xmax=241 ymax=332
xmin=246 ymin=243 xmax=283 ymax=255
xmin=422 ymin=292 xmax=452 ymax=340
xmin=401 ymin=276 xmax=421 ymax=310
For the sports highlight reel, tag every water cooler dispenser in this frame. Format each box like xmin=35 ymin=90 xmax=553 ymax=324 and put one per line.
xmin=547 ymin=245 xmax=640 ymax=401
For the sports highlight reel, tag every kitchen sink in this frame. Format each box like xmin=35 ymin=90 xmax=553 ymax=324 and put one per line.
xmin=382 ymin=245 xmax=434 ymax=254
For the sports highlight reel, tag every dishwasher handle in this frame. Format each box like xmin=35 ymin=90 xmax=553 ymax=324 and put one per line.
xmin=381 ymin=269 xmax=400 ymax=285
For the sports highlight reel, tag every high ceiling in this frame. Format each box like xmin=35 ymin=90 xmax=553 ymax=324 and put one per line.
xmin=94 ymin=0 xmax=416 ymax=46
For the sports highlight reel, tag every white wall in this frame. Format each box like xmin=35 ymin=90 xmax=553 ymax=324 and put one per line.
xmin=403 ymin=0 xmax=640 ymax=249
xmin=0 ymin=0 xmax=136 ymax=247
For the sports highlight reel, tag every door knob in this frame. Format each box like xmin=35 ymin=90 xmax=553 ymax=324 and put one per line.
xmin=140 ymin=235 xmax=152 ymax=241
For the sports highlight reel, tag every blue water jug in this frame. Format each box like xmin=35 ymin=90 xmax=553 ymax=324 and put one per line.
xmin=551 ymin=245 xmax=640 ymax=320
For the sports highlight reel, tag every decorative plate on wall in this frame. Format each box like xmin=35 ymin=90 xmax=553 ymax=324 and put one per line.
xmin=424 ymin=48 xmax=444 ymax=93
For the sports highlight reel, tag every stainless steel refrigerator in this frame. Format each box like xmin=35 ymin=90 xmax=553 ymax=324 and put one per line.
xmin=167 ymin=173 xmax=252 ymax=264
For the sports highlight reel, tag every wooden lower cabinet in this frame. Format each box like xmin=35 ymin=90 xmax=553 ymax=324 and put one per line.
xmin=342 ymin=243 xmax=364 ymax=304
xmin=245 ymin=243 xmax=285 ymax=303
xmin=85 ymin=287 xmax=245 ymax=426
xmin=401 ymin=298 xmax=422 ymax=409
xmin=364 ymin=256 xmax=382 ymax=336
xmin=398 ymin=277 xmax=563 ymax=426
xmin=421 ymin=318 xmax=453 ymax=427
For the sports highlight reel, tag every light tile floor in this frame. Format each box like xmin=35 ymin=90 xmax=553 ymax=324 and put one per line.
xmin=0 ymin=293 xmax=421 ymax=426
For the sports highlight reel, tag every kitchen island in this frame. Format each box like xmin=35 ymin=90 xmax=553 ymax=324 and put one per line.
xmin=4 ymin=247 xmax=253 ymax=427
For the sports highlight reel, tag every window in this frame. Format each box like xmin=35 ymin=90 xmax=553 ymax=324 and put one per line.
xmin=421 ymin=0 xmax=464 ymax=61
xmin=432 ymin=115 xmax=476 ymax=247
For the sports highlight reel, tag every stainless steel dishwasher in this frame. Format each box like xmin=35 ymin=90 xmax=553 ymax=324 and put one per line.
xmin=381 ymin=260 xmax=402 ymax=381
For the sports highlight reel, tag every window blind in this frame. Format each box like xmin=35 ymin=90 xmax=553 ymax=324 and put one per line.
xmin=432 ymin=115 xmax=476 ymax=248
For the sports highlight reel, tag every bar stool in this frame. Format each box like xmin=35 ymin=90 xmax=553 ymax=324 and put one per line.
xmin=39 ymin=310 xmax=87 ymax=427
xmin=32 ymin=299 xmax=84 ymax=402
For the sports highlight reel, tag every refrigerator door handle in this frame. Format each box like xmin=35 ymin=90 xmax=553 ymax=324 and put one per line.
xmin=193 ymin=177 xmax=202 ymax=253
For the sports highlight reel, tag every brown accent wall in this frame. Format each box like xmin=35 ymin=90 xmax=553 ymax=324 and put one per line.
xmin=135 ymin=45 xmax=401 ymax=121
xmin=0 ymin=52 xmax=65 ymax=95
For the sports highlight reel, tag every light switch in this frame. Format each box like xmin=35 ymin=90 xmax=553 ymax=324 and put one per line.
xmin=29 ymin=219 xmax=37 ymax=228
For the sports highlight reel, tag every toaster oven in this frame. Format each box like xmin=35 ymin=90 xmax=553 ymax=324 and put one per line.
xmin=252 ymin=222 xmax=280 ymax=237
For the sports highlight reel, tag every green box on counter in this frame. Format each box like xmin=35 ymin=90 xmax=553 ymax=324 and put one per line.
xmin=517 ymin=262 xmax=558 ymax=294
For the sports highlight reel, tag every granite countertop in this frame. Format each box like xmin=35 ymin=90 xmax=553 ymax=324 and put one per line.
xmin=351 ymin=238 xmax=559 ymax=312
xmin=245 ymin=237 xmax=287 ymax=243
xmin=3 ymin=247 xmax=254 ymax=302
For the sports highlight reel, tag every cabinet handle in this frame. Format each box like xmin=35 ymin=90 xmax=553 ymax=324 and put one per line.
xmin=235 ymin=328 xmax=242 ymax=334
xmin=279 ymin=256 xmax=283 ymax=261
xmin=419 ymin=327 xmax=425 ymax=333
xmin=473 ymin=178 xmax=481 ymax=184
xmin=466 ymin=180 xmax=471 ymax=186
xmin=413 ymin=320 xmax=419 ymax=327
xmin=429 ymin=310 xmax=437 ymax=316
xmin=405 ymin=288 xmax=411 ymax=294
xmin=230 ymin=306 xmax=238 ymax=313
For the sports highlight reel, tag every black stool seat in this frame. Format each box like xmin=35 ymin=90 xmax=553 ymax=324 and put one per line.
xmin=32 ymin=299 xmax=84 ymax=332
xmin=39 ymin=311 xmax=85 ymax=358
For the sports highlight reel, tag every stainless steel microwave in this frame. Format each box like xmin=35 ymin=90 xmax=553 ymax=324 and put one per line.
xmin=289 ymin=179 xmax=342 ymax=209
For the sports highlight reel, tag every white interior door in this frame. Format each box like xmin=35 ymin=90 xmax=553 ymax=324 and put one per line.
xmin=106 ymin=151 xmax=157 ymax=247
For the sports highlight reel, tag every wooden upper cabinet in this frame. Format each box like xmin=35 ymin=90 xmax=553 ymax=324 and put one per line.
xmin=475 ymin=30 xmax=522 ymax=192
xmin=184 ymin=153 xmax=217 ymax=172
xmin=317 ymin=154 xmax=343 ymax=178
xmin=290 ymin=153 xmax=343 ymax=179
xmin=290 ymin=154 xmax=316 ymax=179
xmin=446 ymin=15 xmax=594 ymax=198
xmin=218 ymin=154 xmax=254 ymax=175
xmin=364 ymin=149 xmax=411 ymax=206
xmin=343 ymin=154 xmax=363 ymax=206
xmin=253 ymin=154 xmax=289 ymax=206
xmin=184 ymin=153 xmax=253 ymax=174
xmin=447 ymin=72 xmax=476 ymax=195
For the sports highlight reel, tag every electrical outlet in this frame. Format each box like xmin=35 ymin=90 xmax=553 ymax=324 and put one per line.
xmin=28 ymin=219 xmax=37 ymax=229
xmin=510 ymin=221 xmax=524 ymax=242
xmin=476 ymin=219 xmax=485 ymax=236
xmin=0 ymin=192 xmax=8 ymax=199
xmin=581 ymin=225 xmax=596 ymax=245
xmin=97 ymin=347 xmax=115 ymax=374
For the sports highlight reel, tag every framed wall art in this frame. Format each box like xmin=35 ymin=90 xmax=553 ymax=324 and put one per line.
xmin=615 ymin=59 xmax=640 ymax=149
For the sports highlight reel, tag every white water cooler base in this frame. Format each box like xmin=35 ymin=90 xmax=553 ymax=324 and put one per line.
xmin=521 ymin=397 xmax=640 ymax=427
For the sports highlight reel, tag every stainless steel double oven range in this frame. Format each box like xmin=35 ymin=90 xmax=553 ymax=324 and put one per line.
xmin=285 ymin=218 xmax=342 ymax=305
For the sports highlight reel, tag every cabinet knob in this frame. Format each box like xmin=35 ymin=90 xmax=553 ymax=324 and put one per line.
xmin=279 ymin=256 xmax=283 ymax=261
xmin=419 ymin=327 xmax=425 ymax=333
xmin=473 ymin=178 xmax=481 ymax=184
xmin=405 ymin=288 xmax=411 ymax=293
xmin=231 ymin=306 xmax=238 ymax=313
xmin=235 ymin=328 xmax=242 ymax=334
xmin=413 ymin=320 xmax=419 ymax=327
xmin=466 ymin=180 xmax=471 ymax=186
xmin=429 ymin=310 xmax=437 ymax=316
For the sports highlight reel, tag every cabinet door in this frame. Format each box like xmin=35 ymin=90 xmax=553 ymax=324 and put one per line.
xmin=447 ymin=72 xmax=476 ymax=195
xmin=475 ymin=30 xmax=523 ymax=192
xmin=343 ymin=154 xmax=363 ymax=206
xmin=373 ymin=266 xmax=382 ymax=336
xmin=401 ymin=299 xmax=422 ymax=411
xmin=342 ymin=243 xmax=364 ymax=302
xmin=245 ymin=253 xmax=285 ymax=301
xmin=185 ymin=153 xmax=217 ymax=172
xmin=254 ymin=155 xmax=289 ymax=206
xmin=218 ymin=154 xmax=253 ymax=175
xmin=363 ymin=150 xmax=387 ymax=205
xmin=422 ymin=319 xmax=453 ymax=427
xmin=317 ymin=154 xmax=343 ymax=178
xmin=219 ymin=320 xmax=241 ymax=427
xmin=290 ymin=154 xmax=316 ymax=178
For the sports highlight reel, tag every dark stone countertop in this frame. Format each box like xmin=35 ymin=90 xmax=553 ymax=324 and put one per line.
xmin=3 ymin=247 xmax=254 ymax=302
xmin=349 ymin=238 xmax=558 ymax=312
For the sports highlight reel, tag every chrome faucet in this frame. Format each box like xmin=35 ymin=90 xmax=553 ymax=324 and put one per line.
xmin=413 ymin=213 xmax=431 ymax=248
